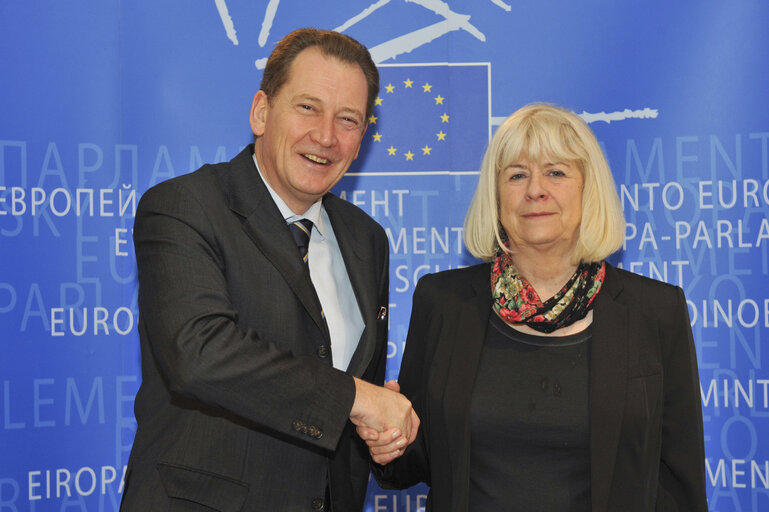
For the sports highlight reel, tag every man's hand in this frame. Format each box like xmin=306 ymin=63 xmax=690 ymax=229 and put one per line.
xmin=351 ymin=380 xmax=419 ymax=465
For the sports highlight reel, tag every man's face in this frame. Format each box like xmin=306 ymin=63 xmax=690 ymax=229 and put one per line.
xmin=251 ymin=47 xmax=369 ymax=214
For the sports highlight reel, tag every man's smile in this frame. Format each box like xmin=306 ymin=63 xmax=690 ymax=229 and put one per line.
xmin=302 ymin=153 xmax=330 ymax=165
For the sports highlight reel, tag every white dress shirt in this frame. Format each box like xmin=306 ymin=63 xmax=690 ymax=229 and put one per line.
xmin=253 ymin=154 xmax=364 ymax=371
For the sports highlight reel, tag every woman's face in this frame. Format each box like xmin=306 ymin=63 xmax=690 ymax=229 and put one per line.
xmin=497 ymin=154 xmax=584 ymax=256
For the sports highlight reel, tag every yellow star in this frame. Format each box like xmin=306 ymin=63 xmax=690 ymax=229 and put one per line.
xmin=387 ymin=146 xmax=397 ymax=156
xmin=368 ymin=114 xmax=378 ymax=124
xmin=375 ymin=97 xmax=383 ymax=106
xmin=422 ymin=145 xmax=432 ymax=155
xmin=440 ymin=113 xmax=450 ymax=123
xmin=403 ymin=78 xmax=414 ymax=88
xmin=372 ymin=132 xmax=382 ymax=142
xmin=436 ymin=131 xmax=447 ymax=141
xmin=434 ymin=95 xmax=444 ymax=105
xmin=385 ymin=83 xmax=395 ymax=93
xmin=405 ymin=151 xmax=415 ymax=161
xmin=422 ymin=83 xmax=432 ymax=93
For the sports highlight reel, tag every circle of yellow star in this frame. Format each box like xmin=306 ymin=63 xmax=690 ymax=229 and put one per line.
xmin=422 ymin=83 xmax=432 ymax=93
xmin=375 ymin=97 xmax=383 ymax=106
xmin=405 ymin=151 xmax=415 ymax=161
xmin=436 ymin=131 xmax=447 ymax=141
xmin=385 ymin=83 xmax=395 ymax=93
xmin=403 ymin=78 xmax=414 ymax=88
xmin=440 ymin=113 xmax=450 ymax=123
xmin=372 ymin=132 xmax=382 ymax=142
xmin=368 ymin=114 xmax=378 ymax=124
xmin=422 ymin=145 xmax=432 ymax=155
xmin=434 ymin=95 xmax=444 ymax=105
xmin=387 ymin=146 xmax=397 ymax=156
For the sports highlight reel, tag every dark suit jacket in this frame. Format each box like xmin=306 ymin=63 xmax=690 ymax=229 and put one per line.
xmin=121 ymin=145 xmax=389 ymax=512
xmin=375 ymin=263 xmax=707 ymax=512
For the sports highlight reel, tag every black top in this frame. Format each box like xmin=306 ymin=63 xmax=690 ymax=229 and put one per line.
xmin=469 ymin=313 xmax=592 ymax=511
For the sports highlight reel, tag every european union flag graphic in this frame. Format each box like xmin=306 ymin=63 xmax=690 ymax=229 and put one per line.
xmin=350 ymin=63 xmax=490 ymax=174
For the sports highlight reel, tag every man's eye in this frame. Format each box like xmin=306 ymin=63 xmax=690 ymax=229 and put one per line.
xmin=337 ymin=116 xmax=363 ymax=130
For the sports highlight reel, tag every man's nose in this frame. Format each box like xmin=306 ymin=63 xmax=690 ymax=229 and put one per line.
xmin=312 ymin=115 xmax=337 ymax=147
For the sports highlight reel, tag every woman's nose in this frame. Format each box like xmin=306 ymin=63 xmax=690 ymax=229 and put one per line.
xmin=526 ymin=173 xmax=547 ymax=199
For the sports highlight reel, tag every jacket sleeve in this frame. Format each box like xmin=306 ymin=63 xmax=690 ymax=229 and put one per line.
xmin=372 ymin=275 xmax=435 ymax=489
xmin=656 ymin=286 xmax=708 ymax=511
xmin=134 ymin=180 xmax=356 ymax=451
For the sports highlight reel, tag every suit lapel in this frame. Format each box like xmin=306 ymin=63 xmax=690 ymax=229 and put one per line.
xmin=224 ymin=146 xmax=329 ymax=339
xmin=324 ymin=195 xmax=376 ymax=377
xmin=441 ymin=267 xmax=492 ymax=510
xmin=589 ymin=264 xmax=629 ymax=511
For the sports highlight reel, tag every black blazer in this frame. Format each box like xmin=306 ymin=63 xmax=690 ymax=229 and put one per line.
xmin=121 ymin=146 xmax=389 ymax=511
xmin=375 ymin=263 xmax=707 ymax=512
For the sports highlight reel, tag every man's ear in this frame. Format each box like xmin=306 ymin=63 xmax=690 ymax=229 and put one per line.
xmin=250 ymin=90 xmax=269 ymax=137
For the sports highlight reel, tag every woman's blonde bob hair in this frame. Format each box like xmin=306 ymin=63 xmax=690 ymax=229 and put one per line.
xmin=463 ymin=103 xmax=625 ymax=263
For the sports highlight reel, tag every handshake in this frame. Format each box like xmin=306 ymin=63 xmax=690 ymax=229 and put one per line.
xmin=350 ymin=378 xmax=420 ymax=465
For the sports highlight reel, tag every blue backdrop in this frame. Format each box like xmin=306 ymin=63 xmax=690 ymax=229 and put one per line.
xmin=1 ymin=1 xmax=768 ymax=510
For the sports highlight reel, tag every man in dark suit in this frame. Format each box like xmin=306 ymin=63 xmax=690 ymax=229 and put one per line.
xmin=121 ymin=28 xmax=418 ymax=512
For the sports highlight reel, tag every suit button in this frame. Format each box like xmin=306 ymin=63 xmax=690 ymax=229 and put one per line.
xmin=311 ymin=497 xmax=325 ymax=510
xmin=292 ymin=420 xmax=304 ymax=432
xmin=317 ymin=345 xmax=329 ymax=358
xmin=314 ymin=430 xmax=323 ymax=440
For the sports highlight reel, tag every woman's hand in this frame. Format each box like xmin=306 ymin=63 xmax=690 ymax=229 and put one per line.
xmin=356 ymin=380 xmax=417 ymax=465
xmin=357 ymin=424 xmax=408 ymax=465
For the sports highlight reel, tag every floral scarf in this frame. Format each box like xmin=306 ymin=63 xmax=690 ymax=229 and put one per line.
xmin=490 ymin=244 xmax=605 ymax=334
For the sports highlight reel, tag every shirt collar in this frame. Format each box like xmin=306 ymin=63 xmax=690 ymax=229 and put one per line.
xmin=252 ymin=153 xmax=326 ymax=239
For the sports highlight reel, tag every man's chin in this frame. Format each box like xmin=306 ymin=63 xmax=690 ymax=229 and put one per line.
xmin=297 ymin=175 xmax=346 ymax=196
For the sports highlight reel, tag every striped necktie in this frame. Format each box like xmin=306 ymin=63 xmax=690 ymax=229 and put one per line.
xmin=288 ymin=218 xmax=314 ymax=264
xmin=288 ymin=218 xmax=330 ymax=340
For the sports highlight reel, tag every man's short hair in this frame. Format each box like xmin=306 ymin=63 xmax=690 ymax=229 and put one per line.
xmin=463 ymin=103 xmax=626 ymax=264
xmin=260 ymin=28 xmax=380 ymax=119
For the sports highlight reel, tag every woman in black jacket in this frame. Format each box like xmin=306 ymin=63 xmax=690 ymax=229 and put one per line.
xmin=360 ymin=104 xmax=708 ymax=511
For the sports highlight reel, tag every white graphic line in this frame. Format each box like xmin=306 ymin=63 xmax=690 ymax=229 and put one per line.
xmin=489 ymin=0 xmax=512 ymax=11
xmin=370 ymin=17 xmax=484 ymax=63
xmin=258 ymin=0 xmax=281 ymax=47
xmin=255 ymin=0 xmax=487 ymax=68
xmin=579 ymin=108 xmax=659 ymax=124
xmin=491 ymin=108 xmax=659 ymax=126
xmin=346 ymin=171 xmax=480 ymax=176
xmin=335 ymin=0 xmax=393 ymax=32
xmin=407 ymin=0 xmax=485 ymax=40
xmin=214 ymin=0 xmax=238 ymax=46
